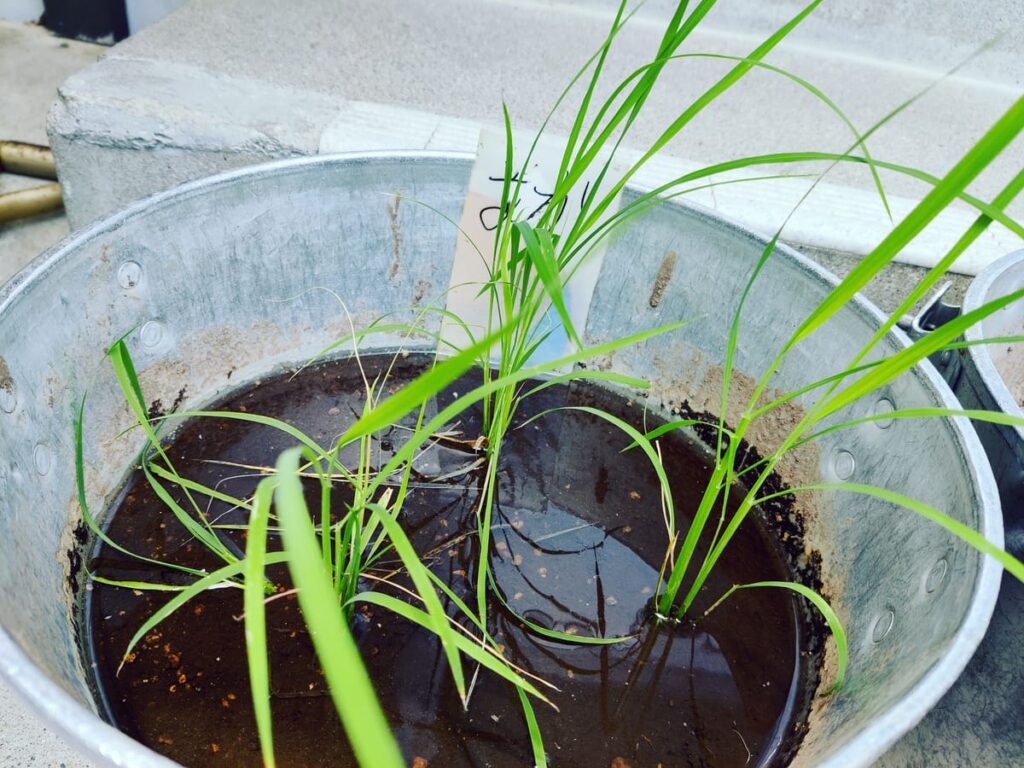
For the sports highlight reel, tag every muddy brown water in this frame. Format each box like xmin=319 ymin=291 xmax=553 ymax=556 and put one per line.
xmin=81 ymin=354 xmax=821 ymax=768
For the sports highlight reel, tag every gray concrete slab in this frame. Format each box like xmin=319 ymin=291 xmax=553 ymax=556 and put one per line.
xmin=0 ymin=21 xmax=102 ymax=145
xmin=46 ymin=0 xmax=1024 ymax=272
xmin=0 ymin=20 xmax=101 ymax=283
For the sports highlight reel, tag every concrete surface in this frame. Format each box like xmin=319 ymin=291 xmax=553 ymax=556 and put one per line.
xmin=47 ymin=0 xmax=1024 ymax=273
xmin=0 ymin=20 xmax=101 ymax=284
xmin=0 ymin=19 xmax=101 ymax=767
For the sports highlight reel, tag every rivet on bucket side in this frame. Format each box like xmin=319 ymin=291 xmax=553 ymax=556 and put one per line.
xmin=0 ymin=360 xmax=16 ymax=413
xmin=925 ymin=558 xmax=949 ymax=594
xmin=33 ymin=444 xmax=52 ymax=477
xmin=117 ymin=261 xmax=143 ymax=290
xmin=873 ymin=398 xmax=896 ymax=429
xmin=833 ymin=449 xmax=856 ymax=480
xmin=871 ymin=608 xmax=896 ymax=643
xmin=0 ymin=387 xmax=15 ymax=414
xmin=140 ymin=320 xmax=165 ymax=349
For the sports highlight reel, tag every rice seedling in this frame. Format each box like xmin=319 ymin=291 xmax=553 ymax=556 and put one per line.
xmin=81 ymin=307 xmax=678 ymax=766
xmin=459 ymin=0 xmax=1024 ymax=727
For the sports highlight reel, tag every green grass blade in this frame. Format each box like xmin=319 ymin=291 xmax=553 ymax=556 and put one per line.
xmin=494 ymin=591 xmax=635 ymax=645
xmin=817 ymin=287 xmax=1024 ymax=421
xmin=518 ymin=685 xmax=548 ymax=768
xmin=108 ymin=339 xmax=183 ymax=471
xmin=88 ymin=575 xmax=213 ymax=592
xmin=147 ymin=463 xmax=249 ymax=510
xmin=336 ymin=323 xmax=506 ymax=448
xmin=802 ymin=407 xmax=1024 ymax=446
xmin=350 ymin=591 xmax=552 ymax=702
xmin=274 ymin=448 xmax=404 ymax=768
xmin=142 ymin=463 xmax=238 ymax=564
xmin=522 ymin=405 xmax=674 ymax=535
xmin=621 ymin=419 xmax=725 ymax=451
xmin=74 ymin=397 xmax=207 ymax=579
xmin=108 ymin=338 xmax=150 ymax=432
xmin=717 ymin=233 xmax=781 ymax=463
xmin=519 ymin=368 xmax=650 ymax=400
xmin=568 ymin=0 xmax=716 ymax=194
xmin=836 ymin=165 xmax=1024 ymax=386
xmin=245 ymin=478 xmax=276 ymax=768
xmin=750 ymin=334 xmax=1024 ymax=423
xmin=576 ymin=0 xmax=825 ymax=229
xmin=154 ymin=409 xmax=355 ymax=483
xmin=761 ymin=482 xmax=1024 ymax=583
xmin=365 ymin=501 xmax=468 ymax=703
xmin=787 ymin=95 xmax=1024 ymax=350
xmin=705 ymin=580 xmax=847 ymax=690
xmin=362 ymin=321 xmax=688 ymax=503
xmin=748 ymin=359 xmax=885 ymax=420
xmin=514 ymin=222 xmax=582 ymax=349
xmin=556 ymin=0 xmax=630 ymax=187
xmin=677 ymin=52 xmax=890 ymax=217
xmin=117 ymin=552 xmax=288 ymax=674
xmin=570 ymin=152 xmax=1024 ymax=258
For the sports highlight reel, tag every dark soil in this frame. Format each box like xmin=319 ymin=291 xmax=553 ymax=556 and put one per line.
xmin=81 ymin=354 xmax=820 ymax=767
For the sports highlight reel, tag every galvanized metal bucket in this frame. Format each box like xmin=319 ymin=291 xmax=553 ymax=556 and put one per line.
xmin=0 ymin=152 xmax=1003 ymax=767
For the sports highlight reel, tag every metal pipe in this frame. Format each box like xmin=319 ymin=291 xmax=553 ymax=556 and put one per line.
xmin=0 ymin=183 xmax=63 ymax=223
xmin=0 ymin=141 xmax=58 ymax=180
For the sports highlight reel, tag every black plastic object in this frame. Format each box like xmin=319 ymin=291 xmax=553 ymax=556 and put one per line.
xmin=41 ymin=0 xmax=128 ymax=43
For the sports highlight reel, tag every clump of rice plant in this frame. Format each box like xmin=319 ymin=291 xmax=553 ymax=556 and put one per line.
xmin=81 ymin=311 xmax=673 ymax=766
xmin=470 ymin=0 xmax=1024 ymax=672
xmin=81 ymin=326 xmax=556 ymax=763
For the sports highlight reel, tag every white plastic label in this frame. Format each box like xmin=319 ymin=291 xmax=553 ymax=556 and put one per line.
xmin=443 ymin=126 xmax=624 ymax=363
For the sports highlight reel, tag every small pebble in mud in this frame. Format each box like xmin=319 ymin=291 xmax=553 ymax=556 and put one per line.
xmin=411 ymin=757 xmax=429 ymax=768
xmin=610 ymin=758 xmax=637 ymax=768
xmin=628 ymin=491 xmax=641 ymax=500
xmin=210 ymin=744 xmax=220 ymax=754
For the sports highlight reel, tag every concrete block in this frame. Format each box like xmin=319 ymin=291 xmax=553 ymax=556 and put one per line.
xmin=0 ymin=20 xmax=100 ymax=282
xmin=46 ymin=0 xmax=1024 ymax=273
